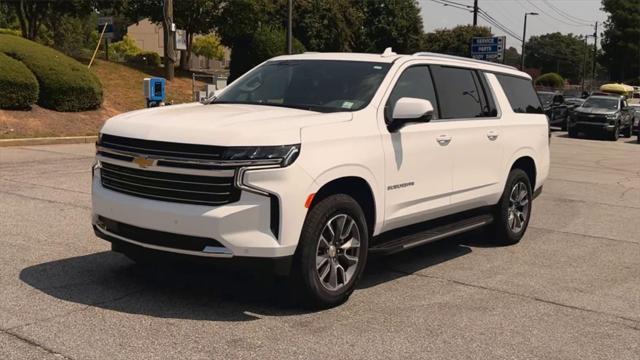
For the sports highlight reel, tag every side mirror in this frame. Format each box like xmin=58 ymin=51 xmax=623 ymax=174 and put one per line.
xmin=389 ymin=97 xmax=434 ymax=132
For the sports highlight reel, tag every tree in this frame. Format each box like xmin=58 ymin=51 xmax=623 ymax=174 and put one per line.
xmin=192 ymin=34 xmax=224 ymax=61
xmin=122 ymin=0 xmax=221 ymax=70
xmin=423 ymin=25 xmax=491 ymax=57
xmin=524 ymin=32 xmax=595 ymax=84
xmin=504 ymin=47 xmax=520 ymax=67
xmin=355 ymin=0 xmax=425 ymax=53
xmin=600 ymin=0 xmax=640 ymax=82
xmin=288 ymin=0 xmax=364 ymax=52
xmin=228 ymin=25 xmax=304 ymax=81
xmin=0 ymin=0 xmax=94 ymax=40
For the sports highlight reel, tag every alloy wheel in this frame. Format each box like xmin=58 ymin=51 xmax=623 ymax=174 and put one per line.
xmin=315 ymin=214 xmax=361 ymax=291
xmin=507 ymin=181 xmax=530 ymax=233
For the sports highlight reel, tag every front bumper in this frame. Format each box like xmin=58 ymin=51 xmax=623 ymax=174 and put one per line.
xmin=569 ymin=121 xmax=616 ymax=132
xmin=92 ymin=159 xmax=315 ymax=259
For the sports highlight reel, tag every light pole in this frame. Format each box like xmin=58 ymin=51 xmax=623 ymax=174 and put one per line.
xmin=286 ymin=0 xmax=293 ymax=54
xmin=521 ymin=12 xmax=538 ymax=71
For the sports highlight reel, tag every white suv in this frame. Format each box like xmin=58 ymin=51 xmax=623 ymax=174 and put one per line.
xmin=92 ymin=50 xmax=549 ymax=307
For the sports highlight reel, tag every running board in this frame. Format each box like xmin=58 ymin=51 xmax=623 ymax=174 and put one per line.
xmin=370 ymin=213 xmax=493 ymax=255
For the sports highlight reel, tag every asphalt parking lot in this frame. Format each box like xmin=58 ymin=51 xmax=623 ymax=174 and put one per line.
xmin=1 ymin=132 xmax=639 ymax=360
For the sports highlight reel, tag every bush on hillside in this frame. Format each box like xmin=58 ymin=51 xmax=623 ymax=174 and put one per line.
xmin=108 ymin=35 xmax=142 ymax=62
xmin=0 ymin=52 xmax=39 ymax=109
xmin=0 ymin=34 xmax=102 ymax=111
xmin=535 ymin=73 xmax=564 ymax=89
xmin=127 ymin=51 xmax=161 ymax=67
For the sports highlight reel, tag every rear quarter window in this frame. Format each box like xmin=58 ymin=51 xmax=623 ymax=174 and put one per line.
xmin=496 ymin=74 xmax=544 ymax=114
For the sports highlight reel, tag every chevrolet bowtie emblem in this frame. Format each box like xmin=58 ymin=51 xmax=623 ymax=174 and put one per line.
xmin=132 ymin=156 xmax=155 ymax=168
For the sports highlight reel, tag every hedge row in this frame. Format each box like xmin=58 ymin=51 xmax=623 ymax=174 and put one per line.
xmin=0 ymin=52 xmax=39 ymax=109
xmin=0 ymin=34 xmax=102 ymax=112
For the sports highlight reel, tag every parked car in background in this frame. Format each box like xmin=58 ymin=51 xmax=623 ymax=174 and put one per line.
xmin=628 ymin=103 xmax=640 ymax=135
xmin=538 ymin=91 xmax=569 ymax=130
xmin=568 ymin=95 xmax=634 ymax=140
xmin=564 ymin=97 xmax=585 ymax=108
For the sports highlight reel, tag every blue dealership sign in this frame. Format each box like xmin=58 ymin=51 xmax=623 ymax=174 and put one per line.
xmin=470 ymin=36 xmax=506 ymax=62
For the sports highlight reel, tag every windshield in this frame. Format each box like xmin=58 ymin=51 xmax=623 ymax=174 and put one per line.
xmin=537 ymin=93 xmax=554 ymax=105
xmin=212 ymin=60 xmax=391 ymax=112
xmin=582 ymin=98 xmax=619 ymax=109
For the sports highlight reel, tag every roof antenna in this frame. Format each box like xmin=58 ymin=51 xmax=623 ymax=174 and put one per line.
xmin=381 ymin=47 xmax=396 ymax=57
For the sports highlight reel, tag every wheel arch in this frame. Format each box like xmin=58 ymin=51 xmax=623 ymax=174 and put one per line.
xmin=310 ymin=176 xmax=377 ymax=236
xmin=510 ymin=156 xmax=537 ymax=190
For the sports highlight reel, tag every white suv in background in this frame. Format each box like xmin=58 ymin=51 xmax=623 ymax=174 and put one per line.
xmin=92 ymin=50 xmax=549 ymax=307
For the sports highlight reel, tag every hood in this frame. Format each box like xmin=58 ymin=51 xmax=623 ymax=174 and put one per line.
xmin=100 ymin=102 xmax=352 ymax=146
xmin=574 ymin=107 xmax=617 ymax=115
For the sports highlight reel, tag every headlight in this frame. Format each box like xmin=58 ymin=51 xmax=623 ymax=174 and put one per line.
xmin=222 ymin=144 xmax=300 ymax=167
xmin=606 ymin=113 xmax=619 ymax=120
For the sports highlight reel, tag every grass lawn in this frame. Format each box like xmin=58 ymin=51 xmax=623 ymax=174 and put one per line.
xmin=0 ymin=59 xmax=205 ymax=139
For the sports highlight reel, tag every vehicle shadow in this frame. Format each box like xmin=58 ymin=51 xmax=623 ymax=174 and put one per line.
xmin=19 ymin=233 xmax=482 ymax=321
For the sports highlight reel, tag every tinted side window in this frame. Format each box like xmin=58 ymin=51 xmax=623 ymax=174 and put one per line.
xmin=430 ymin=66 xmax=485 ymax=119
xmin=385 ymin=66 xmax=439 ymax=124
xmin=495 ymin=74 xmax=544 ymax=114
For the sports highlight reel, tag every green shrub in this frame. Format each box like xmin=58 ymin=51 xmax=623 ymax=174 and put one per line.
xmin=535 ymin=73 xmax=565 ymax=89
xmin=127 ymin=51 xmax=161 ymax=67
xmin=0 ymin=52 xmax=39 ymax=109
xmin=0 ymin=28 xmax=21 ymax=36
xmin=108 ymin=35 xmax=141 ymax=62
xmin=0 ymin=34 xmax=102 ymax=111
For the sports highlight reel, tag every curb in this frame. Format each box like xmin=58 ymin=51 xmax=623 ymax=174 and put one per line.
xmin=0 ymin=135 xmax=98 ymax=147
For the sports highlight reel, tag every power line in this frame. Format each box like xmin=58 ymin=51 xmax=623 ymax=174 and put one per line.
xmin=524 ymin=0 xmax=593 ymax=28
xmin=541 ymin=0 xmax=594 ymax=25
xmin=426 ymin=0 xmax=523 ymax=42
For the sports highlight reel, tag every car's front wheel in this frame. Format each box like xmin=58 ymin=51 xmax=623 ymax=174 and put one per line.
xmin=622 ymin=122 xmax=632 ymax=138
xmin=486 ymin=169 xmax=533 ymax=245
xmin=607 ymin=124 xmax=620 ymax=141
xmin=292 ymin=194 xmax=368 ymax=308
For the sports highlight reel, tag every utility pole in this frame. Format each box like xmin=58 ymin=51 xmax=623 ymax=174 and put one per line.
xmin=521 ymin=12 xmax=538 ymax=70
xmin=581 ymin=36 xmax=589 ymax=92
xmin=591 ymin=21 xmax=598 ymax=89
xmin=163 ymin=0 xmax=175 ymax=80
xmin=473 ymin=0 xmax=478 ymax=26
xmin=286 ymin=0 xmax=293 ymax=54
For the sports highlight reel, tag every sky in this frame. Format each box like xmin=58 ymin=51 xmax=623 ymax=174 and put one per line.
xmin=418 ymin=0 xmax=609 ymax=52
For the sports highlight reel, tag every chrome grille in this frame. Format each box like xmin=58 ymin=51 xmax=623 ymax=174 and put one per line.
xmin=100 ymin=162 xmax=239 ymax=206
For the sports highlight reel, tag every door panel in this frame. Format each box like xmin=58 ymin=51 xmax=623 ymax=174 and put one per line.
xmin=378 ymin=64 xmax=453 ymax=232
xmin=448 ymin=119 xmax=503 ymax=206
xmin=381 ymin=121 xmax=453 ymax=230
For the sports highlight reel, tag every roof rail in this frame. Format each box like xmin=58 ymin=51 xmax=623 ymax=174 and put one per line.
xmin=413 ymin=52 xmax=517 ymax=71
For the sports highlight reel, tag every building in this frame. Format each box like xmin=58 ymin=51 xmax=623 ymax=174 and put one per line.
xmin=126 ymin=19 xmax=230 ymax=74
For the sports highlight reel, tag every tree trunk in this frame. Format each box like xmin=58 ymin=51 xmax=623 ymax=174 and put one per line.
xmin=185 ymin=32 xmax=193 ymax=70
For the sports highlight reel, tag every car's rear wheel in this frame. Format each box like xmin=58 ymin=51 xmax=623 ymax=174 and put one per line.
xmin=292 ymin=194 xmax=368 ymax=308
xmin=486 ymin=169 xmax=532 ymax=245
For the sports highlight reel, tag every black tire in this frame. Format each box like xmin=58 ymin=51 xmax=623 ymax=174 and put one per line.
xmin=561 ymin=116 xmax=568 ymax=131
xmin=292 ymin=194 xmax=369 ymax=309
xmin=568 ymin=127 xmax=578 ymax=138
xmin=486 ymin=169 xmax=533 ymax=246
xmin=607 ymin=124 xmax=620 ymax=141
xmin=622 ymin=122 xmax=632 ymax=138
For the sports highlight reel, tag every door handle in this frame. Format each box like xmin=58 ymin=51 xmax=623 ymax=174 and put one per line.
xmin=487 ymin=130 xmax=499 ymax=141
xmin=436 ymin=134 xmax=452 ymax=146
